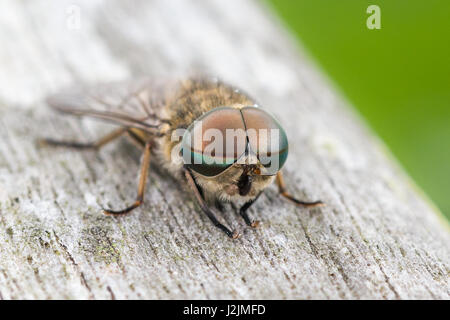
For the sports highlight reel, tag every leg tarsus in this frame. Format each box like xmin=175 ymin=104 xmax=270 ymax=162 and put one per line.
xmin=276 ymin=171 xmax=325 ymax=208
xmin=281 ymin=195 xmax=324 ymax=207
xmin=239 ymin=193 xmax=262 ymax=228
xmin=103 ymin=199 xmax=142 ymax=216
xmin=39 ymin=138 xmax=98 ymax=150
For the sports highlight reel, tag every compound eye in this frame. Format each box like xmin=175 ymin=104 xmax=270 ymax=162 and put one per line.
xmin=181 ymin=107 xmax=247 ymax=177
xmin=241 ymin=107 xmax=288 ymax=175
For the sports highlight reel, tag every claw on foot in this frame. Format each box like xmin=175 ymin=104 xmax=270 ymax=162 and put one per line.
xmin=250 ymin=220 xmax=260 ymax=228
xmin=232 ymin=231 xmax=241 ymax=239
xmin=102 ymin=208 xmax=117 ymax=216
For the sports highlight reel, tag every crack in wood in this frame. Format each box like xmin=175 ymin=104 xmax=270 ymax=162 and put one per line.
xmin=53 ymin=232 xmax=95 ymax=299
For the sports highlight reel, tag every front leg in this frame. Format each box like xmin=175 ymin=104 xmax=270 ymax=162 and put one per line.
xmin=239 ymin=192 xmax=262 ymax=228
xmin=184 ymin=168 xmax=240 ymax=239
xmin=276 ymin=171 xmax=324 ymax=207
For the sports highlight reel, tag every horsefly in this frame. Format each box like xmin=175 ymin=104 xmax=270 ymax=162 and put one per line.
xmin=41 ymin=76 xmax=323 ymax=238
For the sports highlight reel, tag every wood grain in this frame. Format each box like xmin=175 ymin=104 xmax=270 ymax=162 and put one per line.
xmin=0 ymin=0 xmax=448 ymax=299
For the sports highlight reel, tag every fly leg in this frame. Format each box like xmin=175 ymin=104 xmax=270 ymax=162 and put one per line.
xmin=125 ymin=129 xmax=146 ymax=149
xmin=184 ymin=168 xmax=240 ymax=239
xmin=239 ymin=192 xmax=262 ymax=228
xmin=39 ymin=127 xmax=127 ymax=150
xmin=103 ymin=141 xmax=151 ymax=215
xmin=214 ymin=199 xmax=225 ymax=212
xmin=276 ymin=171 xmax=324 ymax=207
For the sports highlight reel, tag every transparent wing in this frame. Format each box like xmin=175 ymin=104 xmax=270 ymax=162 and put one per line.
xmin=46 ymin=78 xmax=172 ymax=132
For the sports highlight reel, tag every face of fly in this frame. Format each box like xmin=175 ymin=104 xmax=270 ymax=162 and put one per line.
xmin=181 ymin=105 xmax=288 ymax=202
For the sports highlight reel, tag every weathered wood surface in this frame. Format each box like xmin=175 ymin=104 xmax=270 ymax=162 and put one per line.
xmin=0 ymin=0 xmax=449 ymax=300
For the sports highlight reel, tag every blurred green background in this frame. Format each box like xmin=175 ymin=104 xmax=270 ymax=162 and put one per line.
xmin=268 ymin=0 xmax=450 ymax=220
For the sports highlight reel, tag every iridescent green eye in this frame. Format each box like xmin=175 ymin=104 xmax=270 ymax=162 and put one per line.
xmin=241 ymin=107 xmax=288 ymax=175
xmin=181 ymin=107 xmax=247 ymax=177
